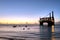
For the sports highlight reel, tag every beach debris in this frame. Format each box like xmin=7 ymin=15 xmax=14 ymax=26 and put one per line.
xmin=13 ymin=25 xmax=17 ymax=28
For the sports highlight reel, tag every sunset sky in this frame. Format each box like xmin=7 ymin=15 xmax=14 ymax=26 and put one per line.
xmin=0 ymin=0 xmax=60 ymax=24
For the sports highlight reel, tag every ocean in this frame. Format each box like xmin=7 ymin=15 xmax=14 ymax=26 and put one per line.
xmin=0 ymin=24 xmax=60 ymax=40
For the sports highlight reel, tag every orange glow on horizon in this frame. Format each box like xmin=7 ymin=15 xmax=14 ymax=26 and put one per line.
xmin=0 ymin=19 xmax=39 ymax=24
xmin=0 ymin=18 xmax=59 ymax=24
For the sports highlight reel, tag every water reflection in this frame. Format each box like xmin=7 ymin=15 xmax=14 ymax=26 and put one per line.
xmin=0 ymin=26 xmax=40 ymax=40
xmin=40 ymin=25 xmax=55 ymax=40
xmin=0 ymin=38 xmax=25 ymax=40
xmin=0 ymin=25 xmax=55 ymax=40
xmin=52 ymin=25 xmax=55 ymax=33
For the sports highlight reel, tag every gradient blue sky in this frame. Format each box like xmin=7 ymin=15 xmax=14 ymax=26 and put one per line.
xmin=0 ymin=0 xmax=60 ymax=24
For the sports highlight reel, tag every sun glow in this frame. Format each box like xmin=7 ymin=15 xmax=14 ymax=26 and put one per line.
xmin=0 ymin=17 xmax=59 ymax=24
xmin=0 ymin=19 xmax=38 ymax=24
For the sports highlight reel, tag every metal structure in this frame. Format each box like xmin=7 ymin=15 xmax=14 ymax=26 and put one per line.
xmin=39 ymin=11 xmax=54 ymax=26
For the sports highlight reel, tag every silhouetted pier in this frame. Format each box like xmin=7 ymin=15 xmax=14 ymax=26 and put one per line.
xmin=39 ymin=11 xmax=54 ymax=26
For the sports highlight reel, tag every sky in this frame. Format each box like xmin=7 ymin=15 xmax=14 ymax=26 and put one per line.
xmin=0 ymin=0 xmax=60 ymax=24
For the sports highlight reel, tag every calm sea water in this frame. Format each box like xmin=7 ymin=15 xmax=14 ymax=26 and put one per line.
xmin=0 ymin=24 xmax=60 ymax=40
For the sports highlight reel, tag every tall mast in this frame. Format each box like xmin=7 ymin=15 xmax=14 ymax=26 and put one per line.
xmin=52 ymin=11 xmax=54 ymax=22
xmin=49 ymin=13 xmax=51 ymax=20
xmin=52 ymin=11 xmax=54 ymax=18
xmin=49 ymin=13 xmax=51 ymax=17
